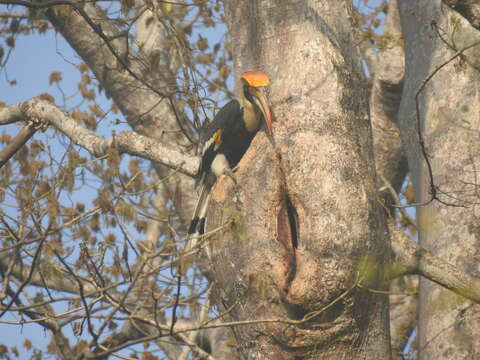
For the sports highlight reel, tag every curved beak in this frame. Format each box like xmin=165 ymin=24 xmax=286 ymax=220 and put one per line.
xmin=249 ymin=87 xmax=273 ymax=136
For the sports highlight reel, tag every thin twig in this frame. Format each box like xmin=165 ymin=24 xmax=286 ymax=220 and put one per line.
xmin=0 ymin=123 xmax=38 ymax=169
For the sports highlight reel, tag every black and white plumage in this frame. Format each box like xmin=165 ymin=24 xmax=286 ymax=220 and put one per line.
xmin=186 ymin=71 xmax=273 ymax=252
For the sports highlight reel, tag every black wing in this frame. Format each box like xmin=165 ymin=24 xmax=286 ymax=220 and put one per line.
xmin=202 ymin=99 xmax=241 ymax=142
xmin=195 ymin=99 xmax=242 ymax=187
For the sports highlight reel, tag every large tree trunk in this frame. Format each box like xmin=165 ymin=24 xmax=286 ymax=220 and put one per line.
xmin=205 ymin=1 xmax=391 ymax=358
xmin=399 ymin=1 xmax=480 ymax=358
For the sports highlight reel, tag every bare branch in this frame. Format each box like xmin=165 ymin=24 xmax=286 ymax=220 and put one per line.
xmin=0 ymin=12 xmax=28 ymax=19
xmin=93 ymin=318 xmax=218 ymax=360
xmin=0 ymin=103 xmax=25 ymax=125
xmin=0 ymin=98 xmax=197 ymax=176
xmin=390 ymin=224 xmax=480 ymax=303
xmin=0 ymin=250 xmax=90 ymax=294
xmin=0 ymin=229 xmax=46 ymax=318
xmin=0 ymin=124 xmax=37 ymax=169
xmin=379 ymin=174 xmax=417 ymax=229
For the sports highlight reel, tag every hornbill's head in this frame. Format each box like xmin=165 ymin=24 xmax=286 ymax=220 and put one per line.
xmin=241 ymin=71 xmax=273 ymax=136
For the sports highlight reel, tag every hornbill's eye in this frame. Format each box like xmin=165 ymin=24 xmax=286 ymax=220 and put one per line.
xmin=244 ymin=85 xmax=254 ymax=104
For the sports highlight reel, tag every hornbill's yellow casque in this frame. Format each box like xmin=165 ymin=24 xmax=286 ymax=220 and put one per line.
xmin=187 ymin=71 xmax=273 ymax=247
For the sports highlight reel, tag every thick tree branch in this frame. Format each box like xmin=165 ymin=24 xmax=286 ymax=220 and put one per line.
xmin=443 ymin=0 xmax=480 ymax=30
xmin=0 ymin=103 xmax=25 ymax=124
xmin=390 ymin=224 xmax=480 ymax=303
xmin=0 ymin=98 xmax=197 ymax=176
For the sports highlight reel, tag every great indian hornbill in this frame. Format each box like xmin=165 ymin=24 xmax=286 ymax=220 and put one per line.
xmin=187 ymin=71 xmax=273 ymax=249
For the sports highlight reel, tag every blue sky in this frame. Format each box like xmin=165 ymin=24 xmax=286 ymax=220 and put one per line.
xmin=2 ymin=30 xmax=82 ymax=105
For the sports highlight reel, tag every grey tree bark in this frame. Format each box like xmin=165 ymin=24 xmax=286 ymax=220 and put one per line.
xmin=399 ymin=1 xmax=480 ymax=358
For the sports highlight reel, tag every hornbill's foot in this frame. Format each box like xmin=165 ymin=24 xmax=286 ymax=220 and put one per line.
xmin=224 ymin=168 xmax=237 ymax=184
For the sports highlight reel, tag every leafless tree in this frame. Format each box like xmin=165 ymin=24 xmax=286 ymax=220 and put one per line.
xmin=1 ymin=0 xmax=480 ymax=359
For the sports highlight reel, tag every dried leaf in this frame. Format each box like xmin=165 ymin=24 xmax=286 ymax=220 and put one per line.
xmin=39 ymin=93 xmax=55 ymax=103
xmin=162 ymin=2 xmax=173 ymax=14
xmin=76 ymin=202 xmax=85 ymax=212
xmin=89 ymin=104 xmax=104 ymax=118
xmin=23 ymin=339 xmax=32 ymax=350
xmin=71 ymin=109 xmax=81 ymax=122
xmin=94 ymin=188 xmax=113 ymax=213
xmin=49 ymin=71 xmax=62 ymax=85
xmin=6 ymin=37 xmax=15 ymax=48
xmin=105 ymin=233 xmax=116 ymax=247
xmin=0 ymin=133 xmax=12 ymax=143
xmin=196 ymin=53 xmax=213 ymax=65
xmin=9 ymin=19 xmax=19 ymax=33
xmin=219 ymin=65 xmax=230 ymax=79
xmin=78 ymin=83 xmax=95 ymax=100
xmin=110 ymin=103 xmax=119 ymax=114
xmin=107 ymin=147 xmax=121 ymax=170
xmin=81 ymin=74 xmax=91 ymax=85
xmin=78 ymin=62 xmax=89 ymax=73
xmin=197 ymin=36 xmax=208 ymax=51
xmin=0 ymin=345 xmax=7 ymax=356
xmin=141 ymin=351 xmax=158 ymax=360
xmin=47 ymin=192 xmax=59 ymax=219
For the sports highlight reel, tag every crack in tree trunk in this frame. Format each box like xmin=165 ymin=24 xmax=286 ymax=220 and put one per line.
xmin=275 ymin=151 xmax=299 ymax=298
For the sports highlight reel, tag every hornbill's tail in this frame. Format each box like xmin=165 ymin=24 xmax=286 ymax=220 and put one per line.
xmin=185 ymin=183 xmax=211 ymax=255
